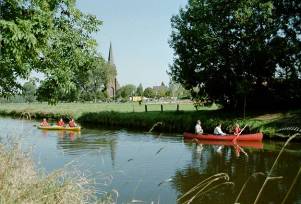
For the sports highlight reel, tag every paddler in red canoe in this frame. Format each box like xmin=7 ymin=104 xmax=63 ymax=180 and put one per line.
xmin=214 ymin=123 xmax=226 ymax=135
xmin=195 ymin=120 xmax=203 ymax=134
xmin=233 ymin=123 xmax=241 ymax=135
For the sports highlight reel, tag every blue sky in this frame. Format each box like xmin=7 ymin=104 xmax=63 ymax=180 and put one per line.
xmin=77 ymin=0 xmax=187 ymax=88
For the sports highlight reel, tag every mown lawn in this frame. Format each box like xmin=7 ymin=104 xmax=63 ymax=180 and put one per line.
xmin=0 ymin=102 xmax=217 ymax=117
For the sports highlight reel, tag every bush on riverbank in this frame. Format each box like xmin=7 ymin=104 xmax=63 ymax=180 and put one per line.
xmin=0 ymin=142 xmax=113 ymax=204
xmin=77 ymin=110 xmax=287 ymax=138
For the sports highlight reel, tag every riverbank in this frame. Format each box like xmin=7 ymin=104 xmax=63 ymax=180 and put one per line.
xmin=78 ymin=110 xmax=301 ymax=139
xmin=0 ymin=141 xmax=113 ymax=204
xmin=0 ymin=103 xmax=300 ymax=139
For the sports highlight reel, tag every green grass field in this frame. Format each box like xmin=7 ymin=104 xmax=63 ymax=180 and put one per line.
xmin=0 ymin=102 xmax=217 ymax=117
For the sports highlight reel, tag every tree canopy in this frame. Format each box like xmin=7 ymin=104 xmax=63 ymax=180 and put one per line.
xmin=169 ymin=0 xmax=301 ymax=109
xmin=0 ymin=0 xmax=109 ymax=104
xmin=136 ymin=83 xmax=144 ymax=96
xmin=22 ymin=79 xmax=37 ymax=103
xmin=143 ymin=87 xmax=155 ymax=98
xmin=116 ymin=84 xmax=136 ymax=99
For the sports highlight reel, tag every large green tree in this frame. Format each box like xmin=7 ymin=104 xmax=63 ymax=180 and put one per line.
xmin=168 ymin=80 xmax=191 ymax=99
xmin=0 ymin=0 xmax=102 ymax=103
xmin=22 ymin=79 xmax=37 ymax=103
xmin=169 ymin=0 xmax=301 ymax=109
xmin=116 ymin=84 xmax=136 ymax=99
xmin=76 ymin=57 xmax=116 ymax=102
xmin=136 ymin=83 xmax=144 ymax=96
xmin=143 ymin=87 xmax=155 ymax=98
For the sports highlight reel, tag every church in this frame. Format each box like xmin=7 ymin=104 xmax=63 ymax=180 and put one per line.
xmin=106 ymin=42 xmax=119 ymax=98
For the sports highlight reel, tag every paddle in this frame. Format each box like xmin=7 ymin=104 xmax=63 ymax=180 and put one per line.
xmin=233 ymin=143 xmax=248 ymax=158
xmin=232 ymin=125 xmax=247 ymax=143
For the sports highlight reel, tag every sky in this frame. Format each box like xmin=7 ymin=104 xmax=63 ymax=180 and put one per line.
xmin=77 ymin=0 xmax=188 ymax=88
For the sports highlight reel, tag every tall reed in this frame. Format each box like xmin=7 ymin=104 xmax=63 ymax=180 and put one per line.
xmin=177 ymin=173 xmax=234 ymax=204
xmin=253 ymin=133 xmax=300 ymax=204
xmin=0 ymin=142 xmax=113 ymax=204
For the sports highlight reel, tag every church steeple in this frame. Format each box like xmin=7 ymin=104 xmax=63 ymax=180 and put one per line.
xmin=106 ymin=42 xmax=119 ymax=99
xmin=108 ymin=42 xmax=114 ymax=66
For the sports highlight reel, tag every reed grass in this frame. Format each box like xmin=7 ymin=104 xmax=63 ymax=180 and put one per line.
xmin=253 ymin=133 xmax=300 ymax=204
xmin=184 ymin=128 xmax=301 ymax=204
xmin=0 ymin=141 xmax=113 ymax=204
xmin=281 ymin=166 xmax=301 ymax=204
xmin=177 ymin=173 xmax=234 ymax=204
xmin=234 ymin=172 xmax=265 ymax=204
xmin=254 ymin=133 xmax=300 ymax=204
xmin=234 ymin=130 xmax=301 ymax=204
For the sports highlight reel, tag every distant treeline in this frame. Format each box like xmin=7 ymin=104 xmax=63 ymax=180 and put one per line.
xmin=0 ymin=80 xmax=191 ymax=103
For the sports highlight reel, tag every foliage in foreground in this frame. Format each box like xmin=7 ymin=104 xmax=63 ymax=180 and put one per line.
xmin=0 ymin=142 xmax=113 ymax=204
xmin=0 ymin=0 xmax=115 ymax=104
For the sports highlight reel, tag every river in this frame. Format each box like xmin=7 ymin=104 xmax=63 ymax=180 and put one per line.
xmin=0 ymin=117 xmax=300 ymax=204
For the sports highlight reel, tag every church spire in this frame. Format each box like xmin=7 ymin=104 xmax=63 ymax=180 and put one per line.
xmin=108 ymin=42 xmax=114 ymax=65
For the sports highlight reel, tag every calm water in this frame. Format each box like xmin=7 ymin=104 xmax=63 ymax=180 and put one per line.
xmin=0 ymin=117 xmax=300 ymax=204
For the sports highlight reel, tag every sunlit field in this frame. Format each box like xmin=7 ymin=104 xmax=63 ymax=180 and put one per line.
xmin=0 ymin=102 xmax=218 ymax=117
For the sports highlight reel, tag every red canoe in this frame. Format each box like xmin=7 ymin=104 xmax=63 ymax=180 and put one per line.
xmin=183 ymin=132 xmax=263 ymax=142
xmin=184 ymin=139 xmax=264 ymax=149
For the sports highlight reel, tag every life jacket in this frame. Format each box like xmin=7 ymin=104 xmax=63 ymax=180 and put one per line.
xmin=234 ymin=127 xmax=241 ymax=134
xmin=69 ymin=121 xmax=76 ymax=127
xmin=57 ymin=121 xmax=65 ymax=126
xmin=40 ymin=121 xmax=49 ymax=126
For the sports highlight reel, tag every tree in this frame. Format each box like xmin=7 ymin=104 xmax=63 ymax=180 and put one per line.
xmin=143 ymin=87 xmax=155 ymax=98
xmin=0 ymin=0 xmax=102 ymax=103
xmin=136 ymin=83 xmax=144 ymax=96
xmin=22 ymin=79 xmax=37 ymax=103
xmin=153 ymin=82 xmax=168 ymax=98
xmin=169 ymin=0 xmax=301 ymax=109
xmin=168 ymin=80 xmax=191 ymax=99
xmin=75 ymin=57 xmax=115 ymax=102
xmin=116 ymin=84 xmax=136 ymax=99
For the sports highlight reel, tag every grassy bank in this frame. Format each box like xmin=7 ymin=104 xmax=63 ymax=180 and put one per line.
xmin=77 ymin=110 xmax=287 ymax=138
xmin=0 ymin=141 xmax=113 ymax=204
xmin=0 ymin=103 xmax=300 ymax=139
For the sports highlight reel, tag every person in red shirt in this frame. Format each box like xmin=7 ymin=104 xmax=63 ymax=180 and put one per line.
xmin=68 ymin=118 xmax=77 ymax=127
xmin=40 ymin=118 xmax=49 ymax=126
xmin=57 ymin=118 xmax=65 ymax=126
xmin=233 ymin=123 xmax=241 ymax=135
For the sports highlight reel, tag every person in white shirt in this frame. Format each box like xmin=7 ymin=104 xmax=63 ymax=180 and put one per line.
xmin=195 ymin=120 xmax=203 ymax=134
xmin=214 ymin=124 xmax=226 ymax=135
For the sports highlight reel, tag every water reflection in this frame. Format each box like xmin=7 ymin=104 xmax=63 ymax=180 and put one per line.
xmin=52 ymin=130 xmax=118 ymax=167
xmin=173 ymin=140 xmax=301 ymax=204
xmin=0 ymin=117 xmax=300 ymax=203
